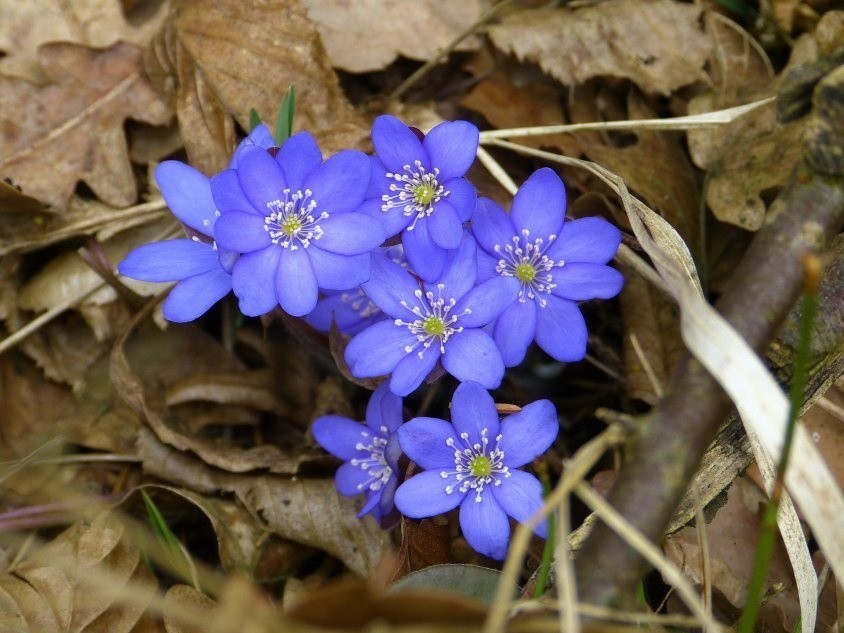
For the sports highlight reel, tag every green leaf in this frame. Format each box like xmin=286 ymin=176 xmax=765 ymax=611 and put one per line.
xmin=274 ymin=85 xmax=295 ymax=145
xmin=248 ymin=108 xmax=262 ymax=132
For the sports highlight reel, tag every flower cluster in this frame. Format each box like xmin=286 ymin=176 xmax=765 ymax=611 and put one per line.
xmin=119 ymin=112 xmax=624 ymax=559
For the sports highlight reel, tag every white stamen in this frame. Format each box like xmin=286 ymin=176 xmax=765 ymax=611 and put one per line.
xmin=394 ymin=283 xmax=470 ymax=358
xmin=494 ymin=229 xmax=565 ymax=308
xmin=381 ymin=160 xmax=449 ymax=230
xmin=350 ymin=424 xmax=393 ymax=493
xmin=439 ymin=429 xmax=510 ymax=502
xmin=264 ymin=188 xmax=328 ymax=250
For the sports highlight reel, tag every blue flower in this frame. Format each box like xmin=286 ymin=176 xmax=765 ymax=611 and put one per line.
xmin=118 ymin=161 xmax=235 ymax=322
xmin=229 ymin=123 xmax=275 ymax=169
xmin=394 ymin=381 xmax=557 ymax=560
xmin=311 ymin=383 xmax=404 ymax=523
xmin=211 ymin=132 xmax=386 ymax=317
xmin=358 ymin=115 xmax=479 ymax=282
xmin=344 ymin=236 xmax=519 ymax=396
xmin=472 ymin=168 xmax=624 ymax=367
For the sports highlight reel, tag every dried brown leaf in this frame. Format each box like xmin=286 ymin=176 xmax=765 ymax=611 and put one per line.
xmin=144 ymin=0 xmax=368 ymax=174
xmin=303 ymin=0 xmax=482 ymax=72
xmin=575 ymin=92 xmax=701 ymax=254
xmin=111 ymin=322 xmax=311 ymax=475
xmin=2 ymin=512 xmax=157 ymax=633
xmin=0 ymin=42 xmax=172 ymax=211
xmin=663 ymin=476 xmax=801 ymax=631
xmin=460 ymin=68 xmax=580 ymax=156
xmin=0 ymin=0 xmax=170 ymax=82
xmin=162 ymin=585 xmax=215 ymax=633
xmin=165 ymin=370 xmax=290 ymax=418
xmin=619 ymin=273 xmax=684 ymax=405
xmin=488 ymin=0 xmax=710 ymax=96
xmin=137 ymin=430 xmax=393 ymax=578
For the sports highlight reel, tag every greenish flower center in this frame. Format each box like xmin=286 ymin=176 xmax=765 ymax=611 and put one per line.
xmin=413 ymin=183 xmax=436 ymax=205
xmin=281 ymin=215 xmax=302 ymax=236
xmin=470 ymin=455 xmax=492 ymax=477
xmin=515 ymin=262 xmax=537 ymax=283
xmin=422 ymin=315 xmax=446 ymax=337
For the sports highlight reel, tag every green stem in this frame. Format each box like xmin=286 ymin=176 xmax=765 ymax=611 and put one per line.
xmin=533 ymin=460 xmax=556 ymax=598
xmin=738 ymin=258 xmax=819 ymax=633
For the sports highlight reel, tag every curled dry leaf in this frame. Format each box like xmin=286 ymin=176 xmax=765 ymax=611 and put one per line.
xmin=137 ymin=429 xmax=393 ymax=578
xmin=0 ymin=42 xmax=172 ymax=212
xmin=144 ymin=0 xmax=369 ymax=174
xmin=0 ymin=512 xmax=158 ymax=632
xmin=302 ymin=0 xmax=481 ymax=72
xmin=111 ymin=321 xmax=311 ymax=475
xmin=488 ymin=0 xmax=710 ymax=96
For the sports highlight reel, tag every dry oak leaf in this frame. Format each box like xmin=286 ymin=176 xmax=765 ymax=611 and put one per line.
xmin=0 ymin=0 xmax=170 ymax=83
xmin=0 ymin=42 xmax=172 ymax=212
xmin=145 ymin=0 xmax=368 ymax=175
xmin=488 ymin=0 xmax=710 ymax=96
xmin=302 ymin=0 xmax=482 ymax=73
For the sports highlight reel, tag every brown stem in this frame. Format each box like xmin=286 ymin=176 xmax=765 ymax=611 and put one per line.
xmin=574 ymin=164 xmax=844 ymax=607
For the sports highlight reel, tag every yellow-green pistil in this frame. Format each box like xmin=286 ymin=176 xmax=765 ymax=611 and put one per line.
xmin=422 ymin=315 xmax=446 ymax=337
xmin=281 ymin=215 xmax=302 ymax=236
xmin=414 ymin=183 xmax=436 ymax=205
xmin=515 ymin=262 xmax=537 ymax=283
xmin=470 ymin=455 xmax=492 ymax=478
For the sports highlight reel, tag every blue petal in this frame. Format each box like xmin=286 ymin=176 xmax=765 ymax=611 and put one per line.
xmin=335 ymin=461 xmax=373 ymax=497
xmin=312 ymin=415 xmax=367 ymax=460
xmin=305 ymin=292 xmax=368 ymax=334
xmin=211 ymin=169 xmax=257 ymax=215
xmin=426 ymin=201 xmax=463 ymax=249
xmin=213 ymin=211 xmax=271 ymax=253
xmin=365 ymin=383 xmax=403 ymax=433
xmin=360 ymin=196 xmax=412 ymax=239
xmin=361 ymin=251 xmax=423 ymax=320
xmin=377 ymin=475 xmax=398 ymax=518
xmin=455 ymin=277 xmax=520 ymax=328
xmin=490 ymin=470 xmax=548 ymax=538
xmin=397 ymin=417 xmax=458 ymax=468
xmin=441 ymin=329 xmax=504 ymax=389
xmin=155 ymin=161 xmax=216 ymax=235
xmin=459 ymin=493 xmax=510 ymax=560
xmin=345 ymin=320 xmax=416 ymax=378
xmin=403 ymin=221 xmax=447 ymax=282
xmin=229 ymin=123 xmax=274 ymax=169
xmin=472 ymin=197 xmax=516 ymax=255
xmin=358 ymin=488 xmax=385 ymax=518
xmin=445 ymin=177 xmax=477 ymax=222
xmin=372 ymin=115 xmax=429 ymax=173
xmin=307 ymin=247 xmax=370 ymax=290
xmin=545 ymin=217 xmax=622 ymax=264
xmin=477 ymin=249 xmax=499 ymax=282
xmin=498 ymin=399 xmax=558 ymax=468
xmin=304 ymin=149 xmax=370 ymax=214
xmin=236 ymin=148 xmax=287 ymax=212
xmin=534 ymin=295 xmax=587 ymax=362
xmin=119 ymin=239 xmax=218 ymax=283
xmin=162 ymin=266 xmax=232 ymax=322
xmin=551 ymin=263 xmax=624 ymax=300
xmin=451 ymin=381 xmax=499 ymax=443
xmin=394 ymin=470 xmax=464 ymax=518
xmin=384 ymin=433 xmax=403 ymax=473
xmin=276 ymin=247 xmax=318 ymax=316
xmin=493 ymin=299 xmax=537 ymax=367
xmin=425 ymin=233 xmax=475 ymax=299
xmin=511 ymin=168 xmax=566 ymax=240
xmin=423 ymin=120 xmax=479 ymax=180
xmin=231 ymin=247 xmax=281 ymax=316
xmin=276 ymin=132 xmax=322 ymax=190
xmin=389 ymin=345 xmax=441 ymax=396
xmin=317 ymin=212 xmax=385 ymax=255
